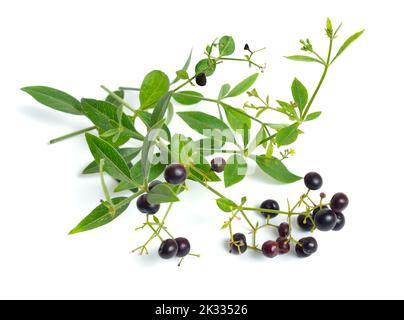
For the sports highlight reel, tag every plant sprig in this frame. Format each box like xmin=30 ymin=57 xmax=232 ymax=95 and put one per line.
xmin=22 ymin=19 xmax=362 ymax=262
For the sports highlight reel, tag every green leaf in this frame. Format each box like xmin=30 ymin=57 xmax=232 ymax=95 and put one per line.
xmin=188 ymin=163 xmax=221 ymax=182
xmin=268 ymin=123 xmax=289 ymax=131
xmin=177 ymin=111 xmax=231 ymax=136
xmin=276 ymin=100 xmax=297 ymax=117
xmin=225 ymin=73 xmax=259 ymax=98
xmin=305 ymin=111 xmax=322 ymax=121
xmin=151 ymin=91 xmax=173 ymax=125
xmin=147 ymin=183 xmax=179 ymax=204
xmin=224 ymin=154 xmax=247 ymax=188
xmin=137 ymin=111 xmax=171 ymax=141
xmin=21 ymin=86 xmax=82 ymax=115
xmin=332 ymin=30 xmax=365 ymax=63
xmin=291 ymin=78 xmax=308 ymax=113
xmin=218 ymin=84 xmax=231 ymax=99
xmin=255 ymin=156 xmax=301 ymax=184
xmin=285 ymin=55 xmax=323 ymax=64
xmin=222 ymin=103 xmax=251 ymax=130
xmin=115 ymin=161 xmax=165 ymax=192
xmin=175 ymin=70 xmax=189 ymax=80
xmin=173 ymin=91 xmax=204 ymax=105
xmin=106 ymin=90 xmax=124 ymax=107
xmin=141 ymin=119 xmax=166 ymax=183
xmin=166 ymin=102 xmax=174 ymax=125
xmin=216 ymin=198 xmax=237 ymax=212
xmin=172 ymin=49 xmax=192 ymax=84
xmin=219 ymin=36 xmax=235 ymax=56
xmin=248 ymin=125 xmax=267 ymax=152
xmin=195 ymin=59 xmax=216 ymax=77
xmin=276 ymin=123 xmax=300 ymax=146
xmin=85 ymin=133 xmax=133 ymax=184
xmin=82 ymin=147 xmax=141 ymax=174
xmin=81 ymin=99 xmax=143 ymax=144
xmin=139 ymin=70 xmax=170 ymax=108
xmin=69 ymin=197 xmax=130 ymax=234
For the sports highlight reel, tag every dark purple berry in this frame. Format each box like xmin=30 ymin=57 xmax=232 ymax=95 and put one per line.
xmin=158 ymin=239 xmax=178 ymax=259
xmin=230 ymin=233 xmax=247 ymax=254
xmin=304 ymin=172 xmax=323 ymax=190
xmin=136 ymin=194 xmax=160 ymax=214
xmin=175 ymin=237 xmax=191 ymax=257
xmin=210 ymin=157 xmax=226 ymax=173
xmin=295 ymin=244 xmax=311 ymax=258
xmin=244 ymin=43 xmax=250 ymax=51
xmin=196 ymin=73 xmax=207 ymax=86
xmin=312 ymin=205 xmax=328 ymax=219
xmin=300 ymin=237 xmax=318 ymax=255
xmin=148 ymin=180 xmax=162 ymax=190
xmin=276 ymin=237 xmax=290 ymax=254
xmin=314 ymin=208 xmax=337 ymax=231
xmin=297 ymin=214 xmax=314 ymax=231
xmin=333 ymin=212 xmax=345 ymax=231
xmin=330 ymin=192 xmax=349 ymax=212
xmin=164 ymin=164 xmax=187 ymax=185
xmin=260 ymin=199 xmax=280 ymax=218
xmin=262 ymin=240 xmax=279 ymax=258
xmin=278 ymin=223 xmax=290 ymax=237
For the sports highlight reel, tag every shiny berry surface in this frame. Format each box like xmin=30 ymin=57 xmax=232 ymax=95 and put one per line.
xmin=196 ymin=73 xmax=207 ymax=86
xmin=260 ymin=199 xmax=280 ymax=218
xmin=175 ymin=237 xmax=191 ymax=257
xmin=333 ymin=212 xmax=346 ymax=231
xmin=300 ymin=237 xmax=318 ymax=255
xmin=158 ymin=239 xmax=178 ymax=259
xmin=295 ymin=244 xmax=311 ymax=258
xmin=164 ymin=164 xmax=187 ymax=185
xmin=278 ymin=223 xmax=290 ymax=237
xmin=136 ymin=194 xmax=160 ymax=214
xmin=276 ymin=237 xmax=290 ymax=254
xmin=304 ymin=172 xmax=323 ymax=190
xmin=262 ymin=240 xmax=279 ymax=258
xmin=230 ymin=233 xmax=247 ymax=254
xmin=314 ymin=208 xmax=337 ymax=231
xmin=297 ymin=214 xmax=314 ymax=231
xmin=210 ymin=157 xmax=226 ymax=173
xmin=330 ymin=192 xmax=349 ymax=212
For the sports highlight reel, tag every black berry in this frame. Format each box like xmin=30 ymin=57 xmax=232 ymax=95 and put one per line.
xmin=136 ymin=194 xmax=160 ymax=214
xmin=300 ymin=237 xmax=318 ymax=255
xmin=158 ymin=239 xmax=178 ymax=259
xmin=230 ymin=233 xmax=247 ymax=254
xmin=244 ymin=43 xmax=250 ymax=51
xmin=278 ymin=223 xmax=290 ymax=237
xmin=297 ymin=214 xmax=314 ymax=231
xmin=260 ymin=199 xmax=280 ymax=218
xmin=148 ymin=180 xmax=162 ymax=190
xmin=330 ymin=192 xmax=349 ymax=212
xmin=210 ymin=157 xmax=226 ymax=173
xmin=295 ymin=244 xmax=311 ymax=258
xmin=262 ymin=240 xmax=279 ymax=258
xmin=312 ymin=205 xmax=328 ymax=219
xmin=333 ymin=212 xmax=345 ymax=231
xmin=276 ymin=237 xmax=290 ymax=254
xmin=164 ymin=164 xmax=187 ymax=185
xmin=314 ymin=208 xmax=337 ymax=231
xmin=175 ymin=237 xmax=191 ymax=257
xmin=304 ymin=172 xmax=323 ymax=190
xmin=196 ymin=73 xmax=207 ymax=86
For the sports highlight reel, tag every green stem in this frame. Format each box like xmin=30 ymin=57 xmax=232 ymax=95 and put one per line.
xmin=242 ymin=207 xmax=300 ymax=216
xmin=99 ymin=159 xmax=113 ymax=207
xmin=219 ymin=57 xmax=261 ymax=69
xmin=49 ymin=126 xmax=96 ymax=144
xmin=302 ymin=37 xmax=333 ymax=119
xmin=100 ymin=85 xmax=138 ymax=114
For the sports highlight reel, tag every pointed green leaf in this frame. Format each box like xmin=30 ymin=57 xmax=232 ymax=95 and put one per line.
xmin=188 ymin=163 xmax=221 ymax=182
xmin=218 ymin=84 xmax=231 ymax=99
xmin=332 ymin=30 xmax=365 ymax=63
xmin=177 ymin=111 xmax=231 ymax=136
xmin=291 ymin=78 xmax=308 ymax=113
xmin=147 ymin=183 xmax=179 ymax=204
xmin=224 ymin=154 xmax=247 ymax=187
xmin=222 ymin=103 xmax=251 ymax=130
xmin=85 ymin=133 xmax=133 ymax=184
xmin=219 ymin=36 xmax=235 ymax=56
xmin=172 ymin=49 xmax=192 ymax=84
xmin=173 ymin=91 xmax=204 ymax=105
xmin=256 ymin=156 xmax=301 ymax=183
xmin=82 ymin=147 xmax=141 ymax=175
xmin=216 ymin=198 xmax=237 ymax=212
xmin=225 ymin=73 xmax=259 ymax=98
xmin=285 ymin=55 xmax=323 ymax=64
xmin=21 ymin=86 xmax=82 ymax=115
xmin=276 ymin=123 xmax=300 ymax=146
xmin=305 ymin=111 xmax=322 ymax=121
xmin=139 ymin=70 xmax=170 ymax=108
xmin=69 ymin=197 xmax=130 ymax=234
xmin=151 ymin=91 xmax=173 ymax=125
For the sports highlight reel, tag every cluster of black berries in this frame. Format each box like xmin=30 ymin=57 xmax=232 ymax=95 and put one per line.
xmin=158 ymin=237 xmax=191 ymax=259
xmin=229 ymin=171 xmax=349 ymax=258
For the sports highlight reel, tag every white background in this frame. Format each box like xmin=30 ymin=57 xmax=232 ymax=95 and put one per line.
xmin=1 ymin=0 xmax=403 ymax=300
